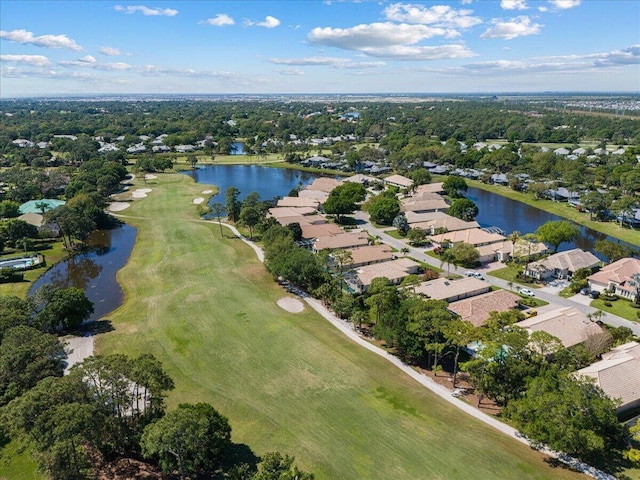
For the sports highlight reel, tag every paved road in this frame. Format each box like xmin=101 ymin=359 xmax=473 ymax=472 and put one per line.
xmin=355 ymin=211 xmax=640 ymax=336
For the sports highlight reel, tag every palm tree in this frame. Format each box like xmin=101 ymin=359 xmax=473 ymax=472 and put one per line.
xmin=439 ymin=244 xmax=456 ymax=278
xmin=210 ymin=203 xmax=225 ymax=238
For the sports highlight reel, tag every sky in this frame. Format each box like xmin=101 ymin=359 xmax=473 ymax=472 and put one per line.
xmin=0 ymin=0 xmax=639 ymax=97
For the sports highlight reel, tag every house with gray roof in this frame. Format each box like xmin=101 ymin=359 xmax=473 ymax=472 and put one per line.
xmin=525 ymin=248 xmax=601 ymax=280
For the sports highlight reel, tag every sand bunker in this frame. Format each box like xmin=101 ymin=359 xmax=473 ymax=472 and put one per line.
xmin=193 ymin=197 xmax=205 ymax=204
xmin=202 ymin=189 xmax=214 ymax=194
xmin=108 ymin=202 xmax=131 ymax=212
xmin=132 ymin=188 xmax=152 ymax=198
xmin=144 ymin=174 xmax=158 ymax=180
xmin=277 ymin=297 xmax=304 ymax=313
xmin=63 ymin=335 xmax=94 ymax=373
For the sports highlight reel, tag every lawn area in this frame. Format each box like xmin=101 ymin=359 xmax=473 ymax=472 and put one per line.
xmin=91 ymin=173 xmax=584 ymax=479
xmin=591 ymin=298 xmax=640 ymax=323
xmin=466 ymin=180 xmax=640 ymax=248
xmin=488 ymin=265 xmax=541 ymax=289
xmin=0 ymin=241 xmax=67 ymax=298
xmin=0 ymin=439 xmax=45 ymax=480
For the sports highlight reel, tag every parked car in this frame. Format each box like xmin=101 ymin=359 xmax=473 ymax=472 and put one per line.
xmin=522 ymin=309 xmax=538 ymax=318
xmin=464 ymin=271 xmax=475 ymax=277
xmin=473 ymin=272 xmax=485 ymax=280
xmin=589 ymin=290 xmax=600 ymax=299
xmin=580 ymin=287 xmax=591 ymax=295
xmin=519 ymin=288 xmax=535 ymax=297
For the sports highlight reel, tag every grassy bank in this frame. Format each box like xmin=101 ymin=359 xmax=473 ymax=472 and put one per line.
xmin=0 ymin=242 xmax=67 ymax=298
xmin=466 ymin=180 xmax=640 ymax=248
xmin=95 ymin=173 xmax=583 ymax=479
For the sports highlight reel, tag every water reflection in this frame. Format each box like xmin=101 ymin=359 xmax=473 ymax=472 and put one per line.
xmin=29 ymin=225 xmax=137 ymax=323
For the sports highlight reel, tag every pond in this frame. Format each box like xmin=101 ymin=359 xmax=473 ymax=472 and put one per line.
xmin=29 ymin=225 xmax=137 ymax=323
xmin=183 ymin=164 xmax=321 ymax=204
xmin=467 ymin=186 xmax=634 ymax=258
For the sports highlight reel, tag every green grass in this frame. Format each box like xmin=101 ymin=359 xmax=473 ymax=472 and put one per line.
xmin=85 ymin=173 xmax=587 ymax=479
xmin=0 ymin=242 xmax=67 ymax=298
xmin=591 ymin=298 xmax=640 ymax=322
xmin=466 ymin=180 xmax=640 ymax=248
xmin=0 ymin=439 xmax=44 ymax=480
xmin=488 ymin=265 xmax=541 ymax=288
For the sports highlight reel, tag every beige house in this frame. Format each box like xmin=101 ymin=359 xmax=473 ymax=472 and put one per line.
xmin=384 ymin=174 xmax=413 ymax=189
xmin=515 ymin=307 xmax=604 ymax=348
xmin=407 ymin=211 xmax=479 ymax=233
xmin=277 ymin=196 xmax=320 ymax=209
xmin=300 ymin=223 xmax=344 ymax=240
xmin=298 ymin=189 xmax=330 ymax=203
xmin=344 ymin=174 xmax=380 ymax=185
xmin=430 ymin=228 xmax=508 ymax=263
xmin=400 ymin=198 xmax=450 ymax=214
xmin=342 ymin=245 xmax=394 ymax=269
xmin=415 ymin=182 xmax=445 ymax=195
xmin=414 ymin=277 xmax=490 ymax=302
xmin=313 ymin=231 xmax=369 ymax=253
xmin=525 ymin=248 xmax=601 ymax=280
xmin=348 ymin=258 xmax=420 ymax=293
xmin=305 ymin=177 xmax=343 ymax=193
xmin=588 ymin=257 xmax=640 ymax=302
xmin=448 ymin=289 xmax=521 ymax=327
xmin=576 ymin=341 xmax=640 ymax=415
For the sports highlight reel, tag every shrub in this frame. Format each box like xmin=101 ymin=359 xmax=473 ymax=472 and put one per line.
xmin=422 ymin=269 xmax=439 ymax=281
xmin=604 ymin=301 xmax=613 ymax=307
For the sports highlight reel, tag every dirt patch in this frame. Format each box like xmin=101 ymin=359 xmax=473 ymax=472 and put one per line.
xmin=63 ymin=335 xmax=94 ymax=373
xmin=132 ymin=188 xmax=152 ymax=198
xmin=277 ymin=297 xmax=304 ymax=313
xmin=193 ymin=197 xmax=205 ymax=204
xmin=202 ymin=189 xmax=214 ymax=194
xmin=108 ymin=202 xmax=131 ymax=212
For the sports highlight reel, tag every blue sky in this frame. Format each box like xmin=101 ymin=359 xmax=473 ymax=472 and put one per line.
xmin=1 ymin=0 xmax=638 ymax=97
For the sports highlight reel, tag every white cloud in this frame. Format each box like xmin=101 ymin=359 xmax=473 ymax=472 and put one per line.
xmin=269 ymin=56 xmax=386 ymax=69
xmin=383 ymin=3 xmax=482 ymax=29
xmin=480 ymin=16 xmax=542 ymax=40
xmin=0 ymin=29 xmax=82 ymax=51
xmin=538 ymin=5 xmax=548 ymax=12
xmin=205 ymin=14 xmax=235 ymax=27
xmin=114 ymin=5 xmax=178 ymax=16
xmin=309 ymin=22 xmax=456 ymax=50
xmin=79 ymin=55 xmax=97 ymax=64
xmin=99 ymin=46 xmax=123 ymax=56
xmin=548 ymin=0 xmax=580 ymax=9
xmin=501 ymin=0 xmax=528 ymax=10
xmin=245 ymin=16 xmax=281 ymax=28
xmin=0 ymin=54 xmax=51 ymax=67
xmin=461 ymin=0 xmax=473 ymax=4
xmin=275 ymin=67 xmax=305 ymax=76
xmin=359 ymin=44 xmax=475 ymax=60
xmin=59 ymin=58 xmax=132 ymax=71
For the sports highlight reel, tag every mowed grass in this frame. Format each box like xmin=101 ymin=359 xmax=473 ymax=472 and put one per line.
xmin=97 ymin=173 xmax=583 ymax=479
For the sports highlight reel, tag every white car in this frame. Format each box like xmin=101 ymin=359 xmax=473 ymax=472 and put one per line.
xmin=473 ymin=272 xmax=485 ymax=280
xmin=519 ymin=288 xmax=535 ymax=297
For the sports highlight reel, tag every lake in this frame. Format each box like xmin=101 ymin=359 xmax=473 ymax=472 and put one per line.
xmin=467 ymin=186 xmax=634 ymax=258
xmin=183 ymin=164 xmax=321 ymax=204
xmin=29 ymin=225 xmax=137 ymax=323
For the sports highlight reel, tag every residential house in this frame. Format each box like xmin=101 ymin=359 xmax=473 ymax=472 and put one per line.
xmin=515 ymin=307 xmax=604 ymax=348
xmin=344 ymin=174 xmax=380 ymax=186
xmin=414 ymin=277 xmax=490 ymax=302
xmin=407 ymin=211 xmax=479 ymax=234
xmin=414 ymin=182 xmax=445 ymax=195
xmin=400 ymin=198 xmax=450 ymax=214
xmin=12 ymin=139 xmax=34 ymax=148
xmin=525 ymin=248 xmax=601 ymax=280
xmin=588 ymin=257 xmax=640 ymax=302
xmin=174 ymin=145 xmax=195 ymax=153
xmin=575 ymin=342 xmax=640 ymax=415
xmin=430 ymin=228 xmax=508 ymax=263
xmin=300 ymin=223 xmax=344 ymax=240
xmin=277 ymin=197 xmax=320 ymax=209
xmin=553 ymin=147 xmax=570 ymax=156
xmin=305 ymin=177 xmax=343 ymax=193
xmin=348 ymin=258 xmax=420 ymax=293
xmin=312 ymin=231 xmax=369 ymax=253
xmin=384 ymin=174 xmax=413 ymax=189
xmin=338 ymin=245 xmax=394 ymax=269
xmin=448 ymin=289 xmax=521 ymax=327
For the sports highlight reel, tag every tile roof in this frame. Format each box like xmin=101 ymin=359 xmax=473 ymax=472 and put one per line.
xmin=527 ymin=248 xmax=601 ymax=275
xmin=400 ymin=199 xmax=450 ymax=213
xmin=355 ymin=258 xmax=420 ymax=287
xmin=301 ymin=223 xmax=344 ymax=239
xmin=384 ymin=174 xmax=413 ymax=188
xmin=588 ymin=257 xmax=640 ymax=294
xmin=277 ymin=197 xmax=320 ymax=208
xmin=448 ymin=290 xmax=521 ymax=327
xmin=313 ymin=231 xmax=369 ymax=251
xmin=430 ymin=228 xmax=505 ymax=246
xmin=306 ymin=177 xmax=344 ymax=193
xmin=516 ymin=307 xmax=604 ymax=348
xmin=414 ymin=277 xmax=490 ymax=302
xmin=344 ymin=244 xmax=394 ymax=267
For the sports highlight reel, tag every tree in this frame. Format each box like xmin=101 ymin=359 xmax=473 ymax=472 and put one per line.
xmin=0 ymin=200 xmax=21 ymax=218
xmin=0 ymin=325 xmax=66 ymax=406
xmin=612 ymin=195 xmax=637 ymax=227
xmin=580 ymin=191 xmax=609 ymax=221
xmin=392 ymin=214 xmax=409 ymax=235
xmin=141 ymin=403 xmax=232 ymax=478
xmin=407 ymin=227 xmax=427 ymax=246
xmin=505 ymin=371 xmax=625 ymax=462
xmin=595 ymin=239 xmax=635 ymax=263
xmin=322 ymin=183 xmax=365 ymax=222
xmin=254 ymin=452 xmax=315 ymax=480
xmin=439 ymin=247 xmax=456 ymax=277
xmin=448 ymin=198 xmax=478 ymax=221
xmin=442 ymin=176 xmax=468 ymax=198
xmin=535 ymin=220 xmax=580 ymax=253
xmin=409 ymin=168 xmax=431 ymax=188
xmin=442 ymin=319 xmax=477 ymax=388
xmin=36 ymin=287 xmax=94 ymax=332
xmin=449 ymin=242 xmax=480 ymax=267
xmin=187 ymin=154 xmax=198 ymax=169
xmin=0 ymin=295 xmax=32 ymax=341
xmin=367 ymin=196 xmax=400 ymax=225
xmin=225 ymin=187 xmax=242 ymax=222
xmin=240 ymin=206 xmax=261 ymax=239
xmin=210 ymin=202 xmax=226 ymax=238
